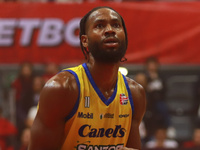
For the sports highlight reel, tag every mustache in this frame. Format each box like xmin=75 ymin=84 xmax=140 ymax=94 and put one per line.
xmin=103 ymin=35 xmax=119 ymax=43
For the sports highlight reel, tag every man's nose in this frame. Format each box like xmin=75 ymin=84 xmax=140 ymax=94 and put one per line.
xmin=105 ymin=24 xmax=115 ymax=36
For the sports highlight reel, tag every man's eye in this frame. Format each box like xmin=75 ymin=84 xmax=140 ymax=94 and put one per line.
xmin=96 ymin=24 xmax=103 ymax=28
xmin=113 ymin=23 xmax=120 ymax=28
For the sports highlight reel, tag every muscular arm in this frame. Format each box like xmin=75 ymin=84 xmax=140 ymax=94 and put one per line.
xmin=28 ymin=71 xmax=78 ymax=150
xmin=126 ymin=77 xmax=146 ymax=149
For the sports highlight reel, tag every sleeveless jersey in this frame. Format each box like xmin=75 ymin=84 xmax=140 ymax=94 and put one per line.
xmin=61 ymin=63 xmax=134 ymax=150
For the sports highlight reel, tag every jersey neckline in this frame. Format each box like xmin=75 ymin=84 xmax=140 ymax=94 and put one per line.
xmin=82 ymin=63 xmax=118 ymax=106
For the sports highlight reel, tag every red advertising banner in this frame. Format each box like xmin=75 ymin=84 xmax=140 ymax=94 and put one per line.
xmin=0 ymin=2 xmax=200 ymax=64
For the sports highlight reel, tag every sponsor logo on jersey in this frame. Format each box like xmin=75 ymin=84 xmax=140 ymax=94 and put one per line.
xmin=104 ymin=113 xmax=114 ymax=118
xmin=78 ymin=124 xmax=126 ymax=138
xmin=78 ymin=112 xmax=93 ymax=119
xmin=100 ymin=113 xmax=114 ymax=119
xmin=77 ymin=144 xmax=124 ymax=150
xmin=119 ymin=114 xmax=129 ymax=118
xmin=119 ymin=93 xmax=128 ymax=105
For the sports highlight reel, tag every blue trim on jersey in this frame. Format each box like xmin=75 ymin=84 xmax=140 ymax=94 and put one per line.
xmin=82 ymin=63 xmax=118 ymax=106
xmin=122 ymin=75 xmax=134 ymax=116
xmin=63 ymin=70 xmax=80 ymax=122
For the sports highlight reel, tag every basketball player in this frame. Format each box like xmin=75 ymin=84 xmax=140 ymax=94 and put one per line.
xmin=28 ymin=6 xmax=146 ymax=150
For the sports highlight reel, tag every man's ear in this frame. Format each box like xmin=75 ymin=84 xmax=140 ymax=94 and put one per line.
xmin=81 ymin=35 xmax=88 ymax=48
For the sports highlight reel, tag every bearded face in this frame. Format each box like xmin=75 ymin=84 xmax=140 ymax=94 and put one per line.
xmin=88 ymin=36 xmax=127 ymax=63
xmin=83 ymin=8 xmax=127 ymax=63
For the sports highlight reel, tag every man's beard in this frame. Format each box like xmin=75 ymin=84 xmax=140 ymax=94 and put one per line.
xmin=88 ymin=39 xmax=127 ymax=63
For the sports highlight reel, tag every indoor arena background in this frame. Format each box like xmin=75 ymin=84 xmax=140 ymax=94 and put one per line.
xmin=0 ymin=1 xmax=200 ymax=150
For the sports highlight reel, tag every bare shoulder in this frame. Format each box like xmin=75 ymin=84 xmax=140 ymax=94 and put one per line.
xmin=125 ymin=77 xmax=146 ymax=121
xmin=42 ymin=70 xmax=79 ymax=101
xmin=29 ymin=71 xmax=79 ymax=150
xmin=125 ymin=77 xmax=145 ymax=97
xmin=44 ymin=70 xmax=78 ymax=94
xmin=38 ymin=70 xmax=79 ymax=121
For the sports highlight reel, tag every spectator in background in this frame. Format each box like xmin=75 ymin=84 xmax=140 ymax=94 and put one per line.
xmin=143 ymin=56 xmax=171 ymax=140
xmin=32 ymin=76 xmax=45 ymax=106
xmin=26 ymin=76 xmax=44 ymax=128
xmin=134 ymin=72 xmax=148 ymax=90
xmin=182 ymin=128 xmax=200 ymax=149
xmin=194 ymin=76 xmax=200 ymax=125
xmin=18 ymin=128 xmax=31 ymax=150
xmin=26 ymin=107 xmax=37 ymax=128
xmin=0 ymin=106 xmax=17 ymax=150
xmin=11 ymin=62 xmax=34 ymax=144
xmin=42 ymin=63 xmax=59 ymax=83
xmin=134 ymin=72 xmax=147 ymax=145
xmin=145 ymin=127 xmax=179 ymax=149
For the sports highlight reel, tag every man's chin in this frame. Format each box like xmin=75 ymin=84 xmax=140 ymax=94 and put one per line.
xmin=94 ymin=56 xmax=122 ymax=64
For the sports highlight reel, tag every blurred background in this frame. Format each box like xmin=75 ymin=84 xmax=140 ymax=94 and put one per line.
xmin=0 ymin=0 xmax=200 ymax=150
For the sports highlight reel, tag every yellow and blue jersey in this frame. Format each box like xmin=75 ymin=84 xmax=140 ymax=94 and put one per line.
xmin=61 ymin=63 xmax=134 ymax=150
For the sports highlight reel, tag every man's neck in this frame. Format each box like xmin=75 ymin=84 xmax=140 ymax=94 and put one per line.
xmin=86 ymin=61 xmax=120 ymax=95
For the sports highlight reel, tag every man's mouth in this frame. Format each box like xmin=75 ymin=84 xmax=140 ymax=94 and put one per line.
xmin=103 ymin=38 xmax=119 ymax=47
